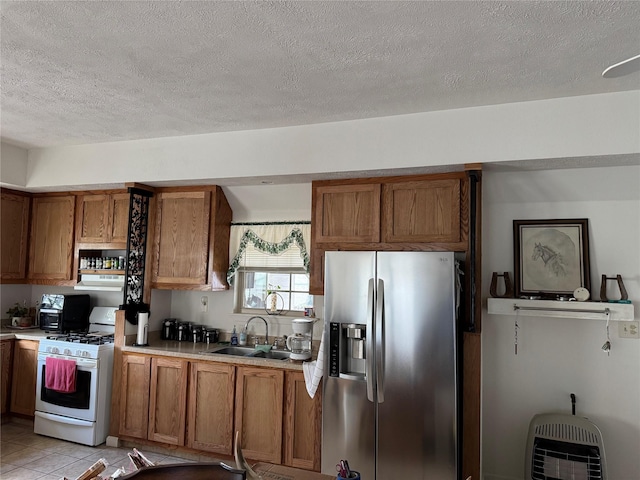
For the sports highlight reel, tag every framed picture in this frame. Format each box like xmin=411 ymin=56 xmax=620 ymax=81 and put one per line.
xmin=513 ymin=219 xmax=590 ymax=298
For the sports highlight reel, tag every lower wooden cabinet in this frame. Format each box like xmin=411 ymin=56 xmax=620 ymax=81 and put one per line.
xmin=119 ymin=353 xmax=151 ymax=439
xmin=1 ymin=340 xmax=15 ymax=416
xmin=283 ymin=371 xmax=322 ymax=471
xmin=187 ymin=361 xmax=236 ymax=454
xmin=10 ymin=340 xmax=38 ymax=417
xmin=148 ymin=357 xmax=188 ymax=445
xmin=235 ymin=366 xmax=284 ymax=464
xmin=117 ymin=354 xmax=322 ymax=471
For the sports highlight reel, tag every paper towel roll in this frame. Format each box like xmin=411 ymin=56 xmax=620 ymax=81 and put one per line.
xmin=136 ymin=312 xmax=149 ymax=345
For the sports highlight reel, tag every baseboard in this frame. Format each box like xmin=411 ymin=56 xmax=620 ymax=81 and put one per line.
xmin=483 ymin=474 xmax=522 ymax=480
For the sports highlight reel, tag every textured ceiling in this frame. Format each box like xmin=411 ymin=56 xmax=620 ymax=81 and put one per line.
xmin=1 ymin=0 xmax=639 ymax=149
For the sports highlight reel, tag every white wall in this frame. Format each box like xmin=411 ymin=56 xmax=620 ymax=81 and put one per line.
xmin=481 ymin=165 xmax=640 ymax=480
xmin=0 ymin=142 xmax=28 ymax=186
xmin=23 ymin=91 xmax=640 ymax=190
xmin=1 ymin=284 xmax=171 ymax=337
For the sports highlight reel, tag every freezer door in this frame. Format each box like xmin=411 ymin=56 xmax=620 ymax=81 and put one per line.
xmin=322 ymin=251 xmax=376 ymax=479
xmin=376 ymin=251 xmax=458 ymax=480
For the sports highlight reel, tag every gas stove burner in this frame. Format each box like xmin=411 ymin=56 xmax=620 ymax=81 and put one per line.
xmin=46 ymin=333 xmax=114 ymax=345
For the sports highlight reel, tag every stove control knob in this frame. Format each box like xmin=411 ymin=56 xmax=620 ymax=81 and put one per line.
xmin=46 ymin=346 xmax=52 ymax=353
xmin=83 ymin=351 xmax=90 ymax=358
xmin=52 ymin=347 xmax=59 ymax=354
xmin=76 ymin=349 xmax=82 ymax=357
xmin=64 ymin=348 xmax=72 ymax=356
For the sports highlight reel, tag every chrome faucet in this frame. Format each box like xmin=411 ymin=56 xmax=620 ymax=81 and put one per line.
xmin=245 ymin=316 xmax=269 ymax=345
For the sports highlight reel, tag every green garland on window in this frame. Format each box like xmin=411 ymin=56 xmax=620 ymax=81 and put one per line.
xmin=227 ymin=227 xmax=310 ymax=285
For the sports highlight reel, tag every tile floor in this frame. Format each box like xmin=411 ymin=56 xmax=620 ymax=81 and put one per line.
xmin=0 ymin=421 xmax=212 ymax=480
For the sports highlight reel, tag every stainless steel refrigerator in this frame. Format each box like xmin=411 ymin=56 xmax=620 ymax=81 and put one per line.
xmin=322 ymin=251 xmax=459 ymax=479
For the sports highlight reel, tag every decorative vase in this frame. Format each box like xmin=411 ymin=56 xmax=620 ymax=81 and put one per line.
xmin=18 ymin=316 xmax=32 ymax=327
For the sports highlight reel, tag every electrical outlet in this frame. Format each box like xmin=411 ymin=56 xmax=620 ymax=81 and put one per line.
xmin=201 ymin=296 xmax=208 ymax=313
xmin=618 ymin=321 xmax=639 ymax=339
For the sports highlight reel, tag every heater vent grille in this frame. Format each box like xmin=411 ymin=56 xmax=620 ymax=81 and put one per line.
xmin=534 ymin=423 xmax=600 ymax=445
xmin=532 ymin=438 xmax=603 ymax=480
xmin=525 ymin=414 xmax=607 ymax=480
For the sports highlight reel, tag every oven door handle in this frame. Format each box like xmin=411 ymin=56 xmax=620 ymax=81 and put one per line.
xmin=34 ymin=410 xmax=94 ymax=427
xmin=38 ymin=353 xmax=99 ymax=369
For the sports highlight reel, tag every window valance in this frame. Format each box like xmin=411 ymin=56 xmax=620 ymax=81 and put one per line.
xmin=227 ymin=222 xmax=311 ymax=285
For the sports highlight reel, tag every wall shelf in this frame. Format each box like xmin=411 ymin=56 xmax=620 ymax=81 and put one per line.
xmin=487 ymin=298 xmax=635 ymax=321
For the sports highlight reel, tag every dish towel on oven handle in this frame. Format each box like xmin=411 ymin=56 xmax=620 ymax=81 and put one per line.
xmin=45 ymin=357 xmax=77 ymax=393
xmin=302 ymin=328 xmax=325 ymax=399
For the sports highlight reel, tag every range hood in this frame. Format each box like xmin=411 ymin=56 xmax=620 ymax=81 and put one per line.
xmin=74 ymin=273 xmax=125 ymax=292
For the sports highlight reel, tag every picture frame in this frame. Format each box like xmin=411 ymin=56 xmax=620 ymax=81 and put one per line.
xmin=513 ymin=219 xmax=590 ymax=299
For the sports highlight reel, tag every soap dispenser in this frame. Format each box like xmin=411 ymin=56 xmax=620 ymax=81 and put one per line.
xmin=231 ymin=325 xmax=238 ymax=345
xmin=239 ymin=326 xmax=248 ymax=346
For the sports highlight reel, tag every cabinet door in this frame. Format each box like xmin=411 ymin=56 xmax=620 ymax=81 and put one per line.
xmin=76 ymin=194 xmax=110 ymax=243
xmin=148 ymin=357 xmax=188 ymax=445
xmin=309 ymin=249 xmax=325 ymax=296
xmin=283 ymin=371 xmax=322 ymax=471
xmin=0 ymin=191 xmax=30 ymax=282
xmin=1 ymin=340 xmax=14 ymax=416
xmin=28 ymin=195 xmax=75 ymax=281
xmin=382 ymin=178 xmax=461 ymax=243
xmin=76 ymin=193 xmax=129 ymax=245
xmin=235 ymin=366 xmax=284 ymax=464
xmin=187 ymin=362 xmax=236 ymax=454
xmin=109 ymin=193 xmax=130 ymax=244
xmin=152 ymin=191 xmax=211 ymax=286
xmin=10 ymin=340 xmax=38 ymax=416
xmin=313 ymin=184 xmax=381 ymax=243
xmin=119 ymin=354 xmax=151 ymax=439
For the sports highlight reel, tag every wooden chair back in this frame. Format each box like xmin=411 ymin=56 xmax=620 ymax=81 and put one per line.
xmin=117 ymin=461 xmax=246 ymax=480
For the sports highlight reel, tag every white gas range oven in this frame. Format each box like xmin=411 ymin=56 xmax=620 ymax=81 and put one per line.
xmin=34 ymin=307 xmax=117 ymax=446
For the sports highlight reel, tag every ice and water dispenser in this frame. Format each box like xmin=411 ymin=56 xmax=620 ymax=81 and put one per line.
xmin=329 ymin=322 xmax=366 ymax=379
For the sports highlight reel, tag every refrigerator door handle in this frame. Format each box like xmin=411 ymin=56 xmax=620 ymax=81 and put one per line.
xmin=366 ymin=278 xmax=375 ymax=402
xmin=376 ymin=278 xmax=385 ymax=403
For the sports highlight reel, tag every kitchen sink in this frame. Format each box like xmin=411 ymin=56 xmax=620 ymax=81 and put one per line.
xmin=201 ymin=345 xmax=291 ymax=361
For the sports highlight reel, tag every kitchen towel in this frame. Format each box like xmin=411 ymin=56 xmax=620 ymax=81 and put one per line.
xmin=45 ymin=357 xmax=77 ymax=393
xmin=303 ymin=327 xmax=325 ymax=399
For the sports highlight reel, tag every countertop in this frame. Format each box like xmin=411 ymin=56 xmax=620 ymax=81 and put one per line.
xmin=0 ymin=325 xmax=50 ymax=341
xmin=0 ymin=327 xmax=310 ymax=371
xmin=121 ymin=340 xmax=307 ymax=371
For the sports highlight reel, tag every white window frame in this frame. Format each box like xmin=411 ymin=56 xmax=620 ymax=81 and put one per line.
xmin=234 ymin=266 xmax=312 ymax=316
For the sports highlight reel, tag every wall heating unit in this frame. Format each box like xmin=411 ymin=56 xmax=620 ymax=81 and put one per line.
xmin=525 ymin=413 xmax=607 ymax=480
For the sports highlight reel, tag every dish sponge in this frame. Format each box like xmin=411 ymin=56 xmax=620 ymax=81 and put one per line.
xmin=254 ymin=344 xmax=272 ymax=353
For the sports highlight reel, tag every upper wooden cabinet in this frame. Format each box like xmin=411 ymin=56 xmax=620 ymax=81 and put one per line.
xmin=0 ymin=190 xmax=30 ymax=283
xmin=382 ymin=178 xmax=461 ymax=243
xmin=313 ymin=184 xmax=381 ymax=243
xmin=28 ymin=195 xmax=76 ymax=283
xmin=151 ymin=186 xmax=232 ymax=291
xmin=313 ymin=173 xmax=466 ymax=247
xmin=76 ymin=192 xmax=129 ymax=246
xmin=310 ymin=172 xmax=470 ymax=294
